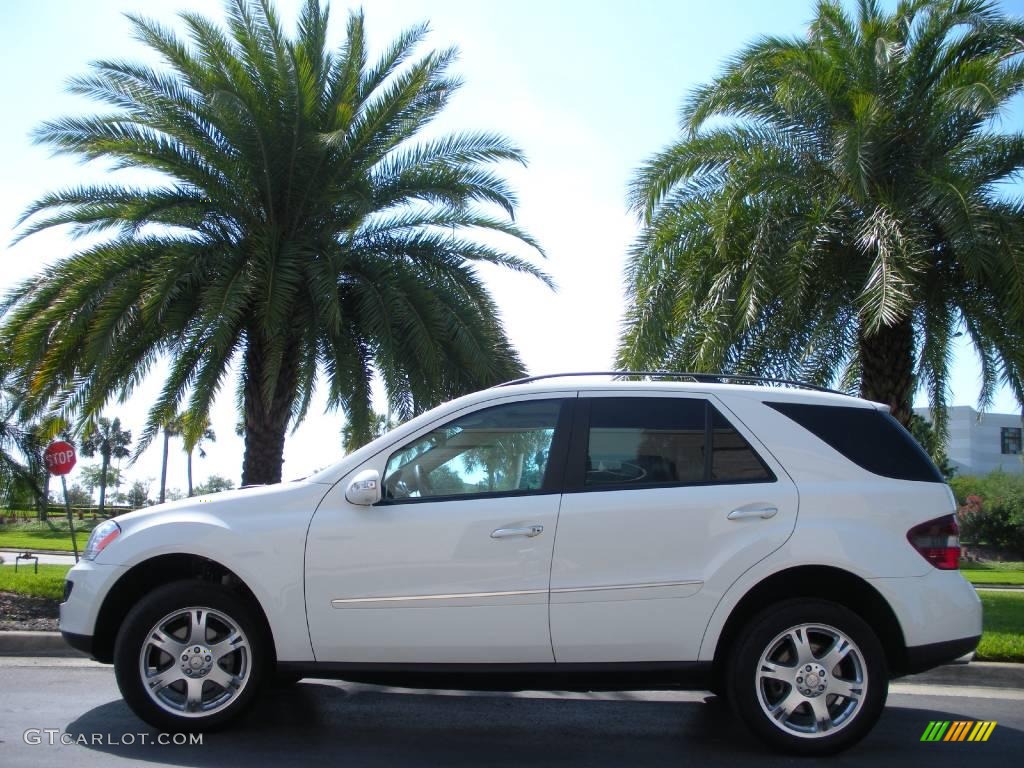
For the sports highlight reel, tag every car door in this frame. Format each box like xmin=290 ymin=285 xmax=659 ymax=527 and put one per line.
xmin=305 ymin=394 xmax=573 ymax=663
xmin=549 ymin=390 xmax=798 ymax=662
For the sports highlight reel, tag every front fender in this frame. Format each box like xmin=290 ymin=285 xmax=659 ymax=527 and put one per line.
xmin=95 ymin=482 xmax=330 ymax=661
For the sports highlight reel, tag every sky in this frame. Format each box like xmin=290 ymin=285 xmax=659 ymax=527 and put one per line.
xmin=2 ymin=0 xmax=1023 ymax=498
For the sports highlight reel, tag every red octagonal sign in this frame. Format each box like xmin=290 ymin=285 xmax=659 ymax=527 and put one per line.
xmin=44 ymin=441 xmax=77 ymax=476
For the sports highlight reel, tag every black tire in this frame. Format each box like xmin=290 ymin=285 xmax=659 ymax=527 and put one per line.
xmin=727 ymin=599 xmax=888 ymax=755
xmin=114 ymin=580 xmax=268 ymax=732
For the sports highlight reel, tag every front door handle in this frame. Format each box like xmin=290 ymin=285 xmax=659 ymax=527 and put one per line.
xmin=491 ymin=524 xmax=544 ymax=539
xmin=727 ymin=505 xmax=778 ymax=520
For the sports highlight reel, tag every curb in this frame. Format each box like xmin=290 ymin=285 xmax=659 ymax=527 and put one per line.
xmin=0 ymin=631 xmax=1021 ymax=690
xmin=901 ymin=659 xmax=1024 ymax=690
xmin=0 ymin=631 xmax=86 ymax=657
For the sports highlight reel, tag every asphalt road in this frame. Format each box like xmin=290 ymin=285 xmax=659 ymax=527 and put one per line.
xmin=1 ymin=658 xmax=1022 ymax=767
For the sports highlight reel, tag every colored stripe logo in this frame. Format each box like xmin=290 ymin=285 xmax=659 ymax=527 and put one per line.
xmin=920 ymin=721 xmax=997 ymax=742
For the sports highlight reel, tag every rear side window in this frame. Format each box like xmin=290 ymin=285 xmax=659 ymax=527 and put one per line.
xmin=765 ymin=402 xmax=943 ymax=483
xmin=583 ymin=398 xmax=773 ymax=489
xmin=711 ymin=407 xmax=773 ymax=481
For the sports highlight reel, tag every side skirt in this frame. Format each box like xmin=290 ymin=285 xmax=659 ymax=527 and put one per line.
xmin=274 ymin=661 xmax=713 ymax=692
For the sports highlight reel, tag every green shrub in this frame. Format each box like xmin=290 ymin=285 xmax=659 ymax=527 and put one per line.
xmin=950 ymin=471 xmax=1024 ymax=551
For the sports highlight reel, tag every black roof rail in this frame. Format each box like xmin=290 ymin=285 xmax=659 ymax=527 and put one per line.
xmin=493 ymin=371 xmax=851 ymax=397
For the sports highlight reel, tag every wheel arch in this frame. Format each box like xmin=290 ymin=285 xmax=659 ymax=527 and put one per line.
xmin=91 ymin=553 xmax=276 ymax=664
xmin=710 ymin=565 xmax=908 ymax=690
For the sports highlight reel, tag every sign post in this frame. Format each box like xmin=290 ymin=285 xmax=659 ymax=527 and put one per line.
xmin=44 ymin=441 xmax=78 ymax=562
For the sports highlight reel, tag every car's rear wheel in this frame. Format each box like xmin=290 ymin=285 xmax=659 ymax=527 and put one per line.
xmin=114 ymin=581 xmax=267 ymax=731
xmin=727 ymin=599 xmax=887 ymax=755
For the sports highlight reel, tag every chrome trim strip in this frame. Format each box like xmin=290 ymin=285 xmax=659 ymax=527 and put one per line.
xmin=551 ymin=580 xmax=702 ymax=594
xmin=331 ymin=589 xmax=545 ymax=607
xmin=331 ymin=580 xmax=702 ymax=607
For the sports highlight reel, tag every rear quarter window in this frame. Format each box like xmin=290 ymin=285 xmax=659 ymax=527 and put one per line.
xmin=765 ymin=401 xmax=943 ymax=483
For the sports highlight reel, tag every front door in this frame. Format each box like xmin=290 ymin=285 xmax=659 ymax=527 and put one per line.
xmin=305 ymin=395 xmax=572 ymax=663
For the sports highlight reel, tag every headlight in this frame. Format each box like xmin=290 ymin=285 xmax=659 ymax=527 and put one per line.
xmin=82 ymin=520 xmax=121 ymax=561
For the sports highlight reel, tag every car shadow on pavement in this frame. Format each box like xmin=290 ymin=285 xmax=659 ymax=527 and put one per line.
xmin=64 ymin=682 xmax=1024 ymax=768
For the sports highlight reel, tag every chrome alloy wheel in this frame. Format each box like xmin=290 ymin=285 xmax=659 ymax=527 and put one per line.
xmin=138 ymin=606 xmax=251 ymax=718
xmin=755 ymin=622 xmax=868 ymax=739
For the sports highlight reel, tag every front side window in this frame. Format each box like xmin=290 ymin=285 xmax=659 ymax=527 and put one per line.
xmin=383 ymin=399 xmax=563 ymax=501
xmin=584 ymin=397 xmax=772 ymax=489
xmin=1002 ymin=427 xmax=1022 ymax=455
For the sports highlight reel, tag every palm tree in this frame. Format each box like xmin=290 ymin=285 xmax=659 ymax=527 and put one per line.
xmin=182 ymin=414 xmax=216 ymax=497
xmin=342 ymin=411 xmax=394 ymax=453
xmin=0 ymin=374 xmax=43 ymax=509
xmin=80 ymin=417 xmax=132 ymax=516
xmin=158 ymin=415 xmax=183 ymax=504
xmin=620 ymin=0 xmax=1024 ymax=433
xmin=3 ymin=0 xmax=547 ymax=486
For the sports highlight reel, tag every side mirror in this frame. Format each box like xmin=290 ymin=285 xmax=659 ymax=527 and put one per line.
xmin=345 ymin=469 xmax=381 ymax=506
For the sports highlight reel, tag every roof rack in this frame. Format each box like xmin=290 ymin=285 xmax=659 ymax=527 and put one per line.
xmin=494 ymin=370 xmax=851 ymax=397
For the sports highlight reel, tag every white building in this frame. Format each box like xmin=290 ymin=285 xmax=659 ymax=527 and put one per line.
xmin=915 ymin=405 xmax=1023 ymax=476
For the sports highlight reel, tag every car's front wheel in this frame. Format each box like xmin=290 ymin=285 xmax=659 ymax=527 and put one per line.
xmin=727 ymin=599 xmax=888 ymax=755
xmin=114 ymin=581 xmax=267 ymax=731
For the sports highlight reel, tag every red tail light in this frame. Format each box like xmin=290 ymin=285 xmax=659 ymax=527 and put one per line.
xmin=907 ymin=515 xmax=960 ymax=570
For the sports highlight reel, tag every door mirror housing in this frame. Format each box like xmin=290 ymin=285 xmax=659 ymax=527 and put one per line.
xmin=345 ymin=469 xmax=381 ymax=506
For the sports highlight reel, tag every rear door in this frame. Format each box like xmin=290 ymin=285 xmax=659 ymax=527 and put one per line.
xmin=549 ymin=391 xmax=798 ymax=662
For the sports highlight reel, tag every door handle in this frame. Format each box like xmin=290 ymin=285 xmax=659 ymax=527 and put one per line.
xmin=491 ymin=524 xmax=544 ymax=539
xmin=727 ymin=506 xmax=778 ymax=520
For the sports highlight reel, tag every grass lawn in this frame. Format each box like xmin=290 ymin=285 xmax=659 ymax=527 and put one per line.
xmin=975 ymin=590 xmax=1024 ymax=662
xmin=0 ymin=529 xmax=88 ymax=552
xmin=0 ymin=520 xmax=102 ymax=552
xmin=961 ymin=561 xmax=1024 ymax=586
xmin=0 ymin=564 xmax=70 ymax=601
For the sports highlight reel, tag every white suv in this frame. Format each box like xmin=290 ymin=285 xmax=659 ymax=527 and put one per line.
xmin=60 ymin=373 xmax=981 ymax=755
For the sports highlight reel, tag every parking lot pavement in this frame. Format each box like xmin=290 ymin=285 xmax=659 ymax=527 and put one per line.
xmin=0 ymin=658 xmax=1022 ymax=768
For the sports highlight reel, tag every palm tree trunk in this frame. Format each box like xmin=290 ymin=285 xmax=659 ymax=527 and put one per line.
xmin=859 ymin=316 xmax=915 ymax=427
xmin=40 ymin=474 xmax=50 ymax=522
xmin=187 ymin=450 xmax=193 ymax=497
xmin=98 ymin=452 xmax=109 ymax=517
xmin=241 ymin=339 xmax=298 ymax=486
xmin=159 ymin=429 xmax=169 ymax=503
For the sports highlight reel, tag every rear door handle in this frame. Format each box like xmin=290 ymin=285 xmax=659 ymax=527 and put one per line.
xmin=491 ymin=524 xmax=544 ymax=539
xmin=727 ymin=506 xmax=778 ymax=520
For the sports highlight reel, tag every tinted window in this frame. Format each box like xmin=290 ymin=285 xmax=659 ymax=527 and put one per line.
xmin=584 ymin=398 xmax=772 ymax=488
xmin=766 ymin=402 xmax=943 ymax=483
xmin=383 ymin=399 xmax=562 ymax=501
xmin=1001 ymin=427 xmax=1022 ymax=455
xmin=711 ymin=407 xmax=773 ymax=481
xmin=586 ymin=398 xmax=706 ymax=487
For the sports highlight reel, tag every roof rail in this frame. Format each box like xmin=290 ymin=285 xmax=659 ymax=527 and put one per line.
xmin=494 ymin=370 xmax=851 ymax=396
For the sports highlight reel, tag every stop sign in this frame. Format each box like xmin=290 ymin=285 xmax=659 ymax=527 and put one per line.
xmin=44 ymin=441 xmax=77 ymax=476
